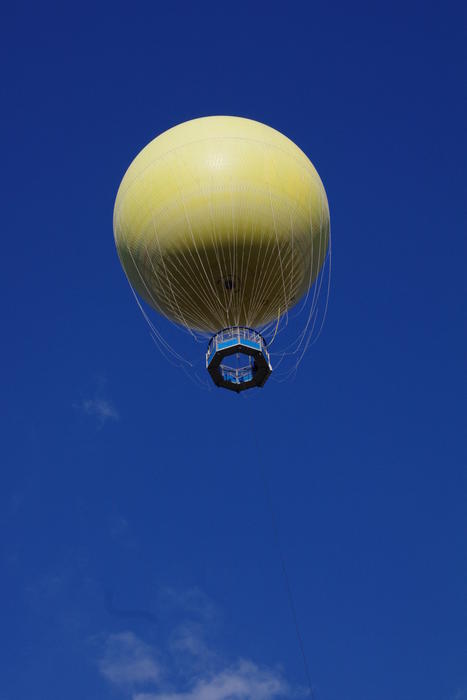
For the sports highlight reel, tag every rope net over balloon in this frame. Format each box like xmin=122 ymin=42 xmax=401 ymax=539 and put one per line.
xmin=113 ymin=118 xmax=331 ymax=390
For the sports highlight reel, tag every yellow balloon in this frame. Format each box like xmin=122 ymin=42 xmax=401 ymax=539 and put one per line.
xmin=114 ymin=116 xmax=329 ymax=333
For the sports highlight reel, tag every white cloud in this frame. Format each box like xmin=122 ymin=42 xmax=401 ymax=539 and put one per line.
xmin=99 ymin=632 xmax=161 ymax=687
xmin=133 ymin=660 xmax=290 ymax=700
xmin=97 ymin=592 xmax=298 ymax=700
xmin=98 ymin=631 xmax=293 ymax=700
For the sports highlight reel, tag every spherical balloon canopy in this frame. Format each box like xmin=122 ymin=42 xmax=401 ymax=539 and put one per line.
xmin=113 ymin=116 xmax=329 ymax=334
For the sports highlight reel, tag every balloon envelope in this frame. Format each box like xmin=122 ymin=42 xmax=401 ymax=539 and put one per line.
xmin=114 ymin=116 xmax=329 ymax=333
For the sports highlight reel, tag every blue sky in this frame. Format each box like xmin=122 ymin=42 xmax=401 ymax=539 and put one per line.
xmin=1 ymin=1 xmax=465 ymax=699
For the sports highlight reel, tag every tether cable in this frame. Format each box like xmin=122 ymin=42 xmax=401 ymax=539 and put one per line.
xmin=250 ymin=412 xmax=315 ymax=698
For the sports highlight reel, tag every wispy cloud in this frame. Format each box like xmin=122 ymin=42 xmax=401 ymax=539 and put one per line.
xmin=79 ymin=397 xmax=119 ymax=423
xmin=170 ymin=622 xmax=213 ymax=663
xmin=74 ymin=376 xmax=119 ymax=425
xmin=99 ymin=632 xmax=161 ymax=687
xmin=159 ymin=587 xmax=218 ymax=625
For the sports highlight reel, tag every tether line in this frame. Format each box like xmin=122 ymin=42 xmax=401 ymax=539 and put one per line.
xmin=250 ymin=413 xmax=315 ymax=698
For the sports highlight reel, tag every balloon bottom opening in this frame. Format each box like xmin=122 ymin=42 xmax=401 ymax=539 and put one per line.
xmin=206 ymin=327 xmax=272 ymax=393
